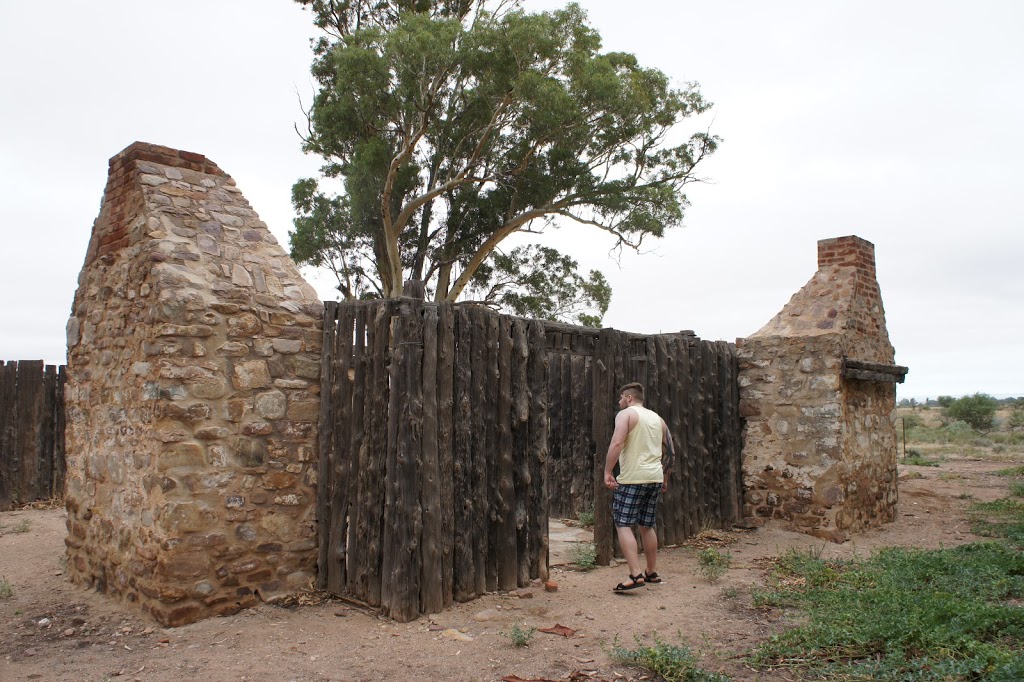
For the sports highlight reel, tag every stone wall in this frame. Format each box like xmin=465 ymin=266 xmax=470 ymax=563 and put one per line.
xmin=65 ymin=142 xmax=323 ymax=626
xmin=737 ymin=236 xmax=900 ymax=542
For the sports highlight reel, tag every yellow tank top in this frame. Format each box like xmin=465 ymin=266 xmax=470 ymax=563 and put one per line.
xmin=617 ymin=405 xmax=664 ymax=484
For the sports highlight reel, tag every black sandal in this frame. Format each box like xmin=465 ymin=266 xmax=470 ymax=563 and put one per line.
xmin=613 ymin=574 xmax=646 ymax=592
xmin=644 ymin=571 xmax=662 ymax=584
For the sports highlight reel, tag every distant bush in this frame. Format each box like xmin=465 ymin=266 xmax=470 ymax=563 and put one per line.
xmin=945 ymin=393 xmax=998 ymax=431
xmin=902 ymin=413 xmax=924 ymax=429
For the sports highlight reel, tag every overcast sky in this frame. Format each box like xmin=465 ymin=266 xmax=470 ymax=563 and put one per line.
xmin=1 ymin=1 xmax=1021 ymax=399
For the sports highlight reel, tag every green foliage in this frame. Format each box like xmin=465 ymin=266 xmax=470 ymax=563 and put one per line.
xmin=938 ymin=395 xmax=955 ymax=407
xmin=750 ymin=543 xmax=1024 ymax=680
xmin=994 ymin=465 xmax=1024 ymax=477
xmin=1010 ymin=482 xmax=1024 ymax=498
xmin=13 ymin=519 xmax=30 ymax=534
xmin=0 ymin=576 xmax=12 ymax=599
xmin=1009 ymin=405 xmax=1024 ymax=432
xmin=576 ymin=504 xmax=594 ymax=528
xmin=479 ymin=245 xmax=610 ymax=326
xmin=611 ymin=634 xmax=731 ymax=682
xmin=945 ymin=393 xmax=999 ymax=432
xmin=970 ymin=498 xmax=1024 ymax=548
xmin=568 ymin=541 xmax=597 ymax=570
xmin=291 ymin=0 xmax=718 ymax=322
xmin=901 ymin=412 xmax=924 ymax=429
xmin=507 ymin=623 xmax=536 ymax=647
xmin=696 ymin=547 xmax=731 ymax=583
xmin=903 ymin=450 xmax=940 ymax=466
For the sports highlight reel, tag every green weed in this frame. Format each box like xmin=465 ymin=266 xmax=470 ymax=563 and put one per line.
xmin=568 ymin=542 xmax=597 ymax=570
xmin=749 ymin=542 xmax=1024 ymax=680
xmin=611 ymin=634 xmax=731 ymax=682
xmin=13 ymin=519 xmax=30 ymax=534
xmin=576 ymin=505 xmax=595 ymax=528
xmin=507 ymin=623 xmax=535 ymax=647
xmin=903 ymin=451 xmax=940 ymax=467
xmin=0 ymin=576 xmax=12 ymax=599
xmin=994 ymin=465 xmax=1024 ymax=477
xmin=696 ymin=547 xmax=732 ymax=583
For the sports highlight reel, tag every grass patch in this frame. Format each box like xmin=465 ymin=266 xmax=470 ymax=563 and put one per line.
xmin=969 ymin=498 xmax=1024 ymax=547
xmin=994 ymin=465 xmax=1024 ymax=477
xmin=1011 ymin=482 xmax=1024 ymax=498
xmin=696 ymin=547 xmax=732 ymax=583
xmin=12 ymin=519 xmax=31 ymax=534
xmin=0 ymin=576 xmax=12 ymax=599
xmin=568 ymin=542 xmax=597 ymax=570
xmin=749 ymin=542 xmax=1024 ymax=680
xmin=611 ymin=634 xmax=731 ymax=682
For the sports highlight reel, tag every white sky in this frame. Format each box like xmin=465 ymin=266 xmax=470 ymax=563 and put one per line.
xmin=1 ymin=1 xmax=1021 ymax=400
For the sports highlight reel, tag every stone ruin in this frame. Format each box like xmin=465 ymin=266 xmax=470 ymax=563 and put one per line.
xmin=737 ymin=235 xmax=907 ymax=542
xmin=62 ymin=142 xmax=907 ymax=628
xmin=64 ymin=142 xmax=323 ymax=626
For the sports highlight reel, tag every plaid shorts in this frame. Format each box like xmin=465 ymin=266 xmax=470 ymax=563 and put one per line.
xmin=612 ymin=482 xmax=661 ymax=528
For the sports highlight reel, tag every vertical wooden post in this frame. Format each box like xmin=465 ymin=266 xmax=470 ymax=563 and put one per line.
xmin=496 ymin=317 xmax=517 ymax=590
xmin=452 ymin=305 xmax=476 ymax=601
xmin=17 ymin=360 xmax=44 ymax=503
xmin=328 ymin=305 xmax=355 ymax=593
xmin=436 ymin=303 xmax=456 ymax=608
xmin=527 ymin=320 xmax=549 ymax=582
xmin=53 ymin=365 xmax=67 ymax=500
xmin=419 ymin=304 xmax=444 ymax=614
xmin=687 ymin=340 xmax=703 ymax=533
xmin=0 ymin=362 xmax=15 ymax=510
xmin=592 ymin=329 xmax=615 ymax=565
xmin=469 ymin=307 xmax=490 ymax=597
xmin=511 ymin=319 xmax=531 ymax=587
xmin=346 ymin=305 xmax=368 ymax=594
xmin=316 ymin=302 xmax=338 ymax=590
xmin=381 ymin=299 xmax=424 ymax=622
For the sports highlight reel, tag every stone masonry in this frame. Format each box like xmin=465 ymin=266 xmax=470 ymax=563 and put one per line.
xmin=737 ymin=236 xmax=903 ymax=542
xmin=65 ymin=142 xmax=323 ymax=626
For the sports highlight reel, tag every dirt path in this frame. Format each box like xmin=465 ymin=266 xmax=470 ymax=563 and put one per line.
xmin=1 ymin=454 xmax=1017 ymax=682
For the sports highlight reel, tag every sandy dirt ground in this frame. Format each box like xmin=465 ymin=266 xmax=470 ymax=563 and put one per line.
xmin=1 ymin=454 xmax=1018 ymax=682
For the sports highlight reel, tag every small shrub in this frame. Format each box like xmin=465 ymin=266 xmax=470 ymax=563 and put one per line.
xmin=568 ymin=542 xmax=597 ymax=570
xmin=903 ymin=451 xmax=939 ymax=467
xmin=13 ymin=519 xmax=31 ymax=534
xmin=902 ymin=413 xmax=924 ymax=429
xmin=1010 ymin=482 xmax=1024 ymax=498
xmin=507 ymin=623 xmax=535 ymax=647
xmin=611 ymin=634 xmax=731 ymax=682
xmin=0 ymin=576 xmax=13 ymax=599
xmin=721 ymin=586 xmax=740 ymax=600
xmin=697 ymin=548 xmax=732 ymax=583
xmin=576 ymin=505 xmax=595 ymax=528
xmin=995 ymin=466 xmax=1024 ymax=477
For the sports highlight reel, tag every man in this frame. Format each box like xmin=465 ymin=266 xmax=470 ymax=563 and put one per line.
xmin=603 ymin=382 xmax=673 ymax=591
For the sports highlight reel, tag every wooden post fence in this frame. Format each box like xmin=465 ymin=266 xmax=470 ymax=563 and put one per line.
xmin=0 ymin=360 xmax=66 ymax=511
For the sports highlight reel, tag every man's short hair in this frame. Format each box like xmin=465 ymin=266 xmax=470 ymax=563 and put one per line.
xmin=619 ymin=382 xmax=644 ymax=402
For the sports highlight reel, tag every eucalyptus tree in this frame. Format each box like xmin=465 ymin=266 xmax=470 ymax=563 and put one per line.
xmin=290 ymin=0 xmax=718 ymax=325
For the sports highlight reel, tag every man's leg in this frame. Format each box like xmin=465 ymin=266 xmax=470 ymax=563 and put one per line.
xmin=616 ymin=525 xmax=643 ymax=579
xmin=639 ymin=525 xmax=658 ymax=575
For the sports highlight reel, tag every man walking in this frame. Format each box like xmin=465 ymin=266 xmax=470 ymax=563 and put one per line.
xmin=603 ymin=382 xmax=673 ymax=591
